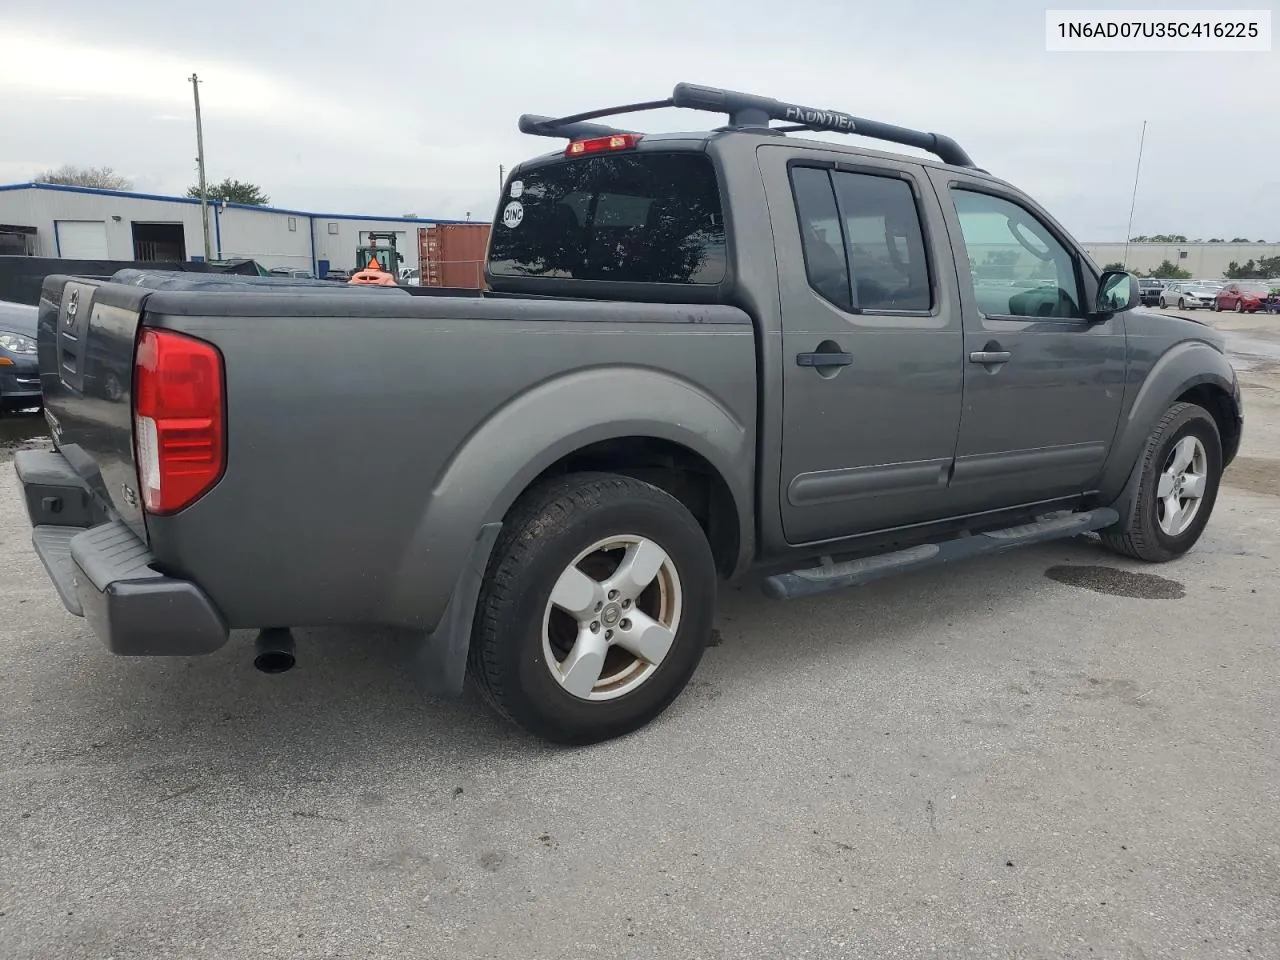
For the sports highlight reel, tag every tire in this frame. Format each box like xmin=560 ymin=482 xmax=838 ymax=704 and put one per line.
xmin=1235 ymin=300 xmax=1244 ymax=313
xmin=1213 ymin=299 xmax=1221 ymax=312
xmin=1100 ymin=402 xmax=1222 ymax=563
xmin=1177 ymin=297 xmax=1186 ymax=309
xmin=1158 ymin=297 xmax=1167 ymax=309
xmin=468 ymin=473 xmax=717 ymax=745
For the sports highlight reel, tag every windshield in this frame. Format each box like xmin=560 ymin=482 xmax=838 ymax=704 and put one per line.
xmin=488 ymin=151 xmax=727 ymax=284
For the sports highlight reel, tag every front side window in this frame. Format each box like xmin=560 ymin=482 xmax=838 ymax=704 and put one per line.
xmin=950 ymin=188 xmax=1083 ymax=320
xmin=487 ymin=152 xmax=726 ymax=285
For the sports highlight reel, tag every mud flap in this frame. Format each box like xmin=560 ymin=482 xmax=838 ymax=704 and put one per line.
xmin=1106 ymin=448 xmax=1148 ymax=532
xmin=412 ymin=522 xmax=502 ymax=697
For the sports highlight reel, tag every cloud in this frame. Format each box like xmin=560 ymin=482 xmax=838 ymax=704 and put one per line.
xmin=0 ymin=2 xmax=1275 ymax=237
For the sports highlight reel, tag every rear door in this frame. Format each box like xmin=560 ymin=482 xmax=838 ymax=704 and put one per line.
xmin=759 ymin=145 xmax=965 ymax=544
xmin=927 ymin=171 xmax=1126 ymax=513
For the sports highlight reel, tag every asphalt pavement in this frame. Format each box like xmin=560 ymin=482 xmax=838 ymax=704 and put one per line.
xmin=1 ymin=311 xmax=1277 ymax=959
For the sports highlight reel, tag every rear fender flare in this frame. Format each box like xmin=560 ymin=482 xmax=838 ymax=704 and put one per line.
xmin=1101 ymin=340 xmax=1238 ymax=515
xmin=385 ymin=366 xmax=753 ymax=628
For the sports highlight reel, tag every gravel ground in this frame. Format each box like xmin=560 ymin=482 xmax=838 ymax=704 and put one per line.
xmin=1 ymin=311 xmax=1278 ymax=960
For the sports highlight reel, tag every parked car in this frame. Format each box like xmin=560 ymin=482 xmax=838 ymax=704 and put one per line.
xmin=0 ymin=298 xmax=40 ymax=413
xmin=14 ymin=82 xmax=1243 ymax=744
xmin=269 ymin=268 xmax=315 ymax=280
xmin=1158 ymin=282 xmax=1217 ymax=310
xmin=1137 ymin=277 xmax=1167 ymax=306
xmin=1214 ymin=281 xmax=1272 ymax=313
xmin=322 ymin=269 xmax=351 ymax=282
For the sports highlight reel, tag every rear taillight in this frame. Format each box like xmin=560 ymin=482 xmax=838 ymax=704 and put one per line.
xmin=565 ymin=133 xmax=643 ymax=157
xmin=133 ymin=328 xmax=225 ymax=515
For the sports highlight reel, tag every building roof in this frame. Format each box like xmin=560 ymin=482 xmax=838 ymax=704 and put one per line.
xmin=0 ymin=182 xmax=475 ymax=226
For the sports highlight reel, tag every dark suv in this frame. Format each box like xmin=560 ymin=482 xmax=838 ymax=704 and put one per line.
xmin=1138 ymin=278 xmax=1167 ymax=307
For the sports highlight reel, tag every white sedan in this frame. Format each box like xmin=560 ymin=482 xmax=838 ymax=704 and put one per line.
xmin=1158 ymin=282 xmax=1217 ymax=310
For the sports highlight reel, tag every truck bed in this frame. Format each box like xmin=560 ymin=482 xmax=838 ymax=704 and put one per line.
xmin=37 ymin=273 xmax=757 ymax=634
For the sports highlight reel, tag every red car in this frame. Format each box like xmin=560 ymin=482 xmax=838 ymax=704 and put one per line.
xmin=1214 ymin=281 xmax=1272 ymax=313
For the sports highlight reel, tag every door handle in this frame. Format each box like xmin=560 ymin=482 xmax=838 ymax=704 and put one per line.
xmin=796 ymin=351 xmax=853 ymax=368
xmin=969 ymin=350 xmax=1012 ymax=364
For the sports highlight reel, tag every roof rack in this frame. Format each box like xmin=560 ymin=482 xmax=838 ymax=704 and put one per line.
xmin=518 ymin=82 xmax=976 ymax=169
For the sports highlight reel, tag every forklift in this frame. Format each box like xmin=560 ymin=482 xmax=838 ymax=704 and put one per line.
xmin=354 ymin=231 xmax=404 ymax=274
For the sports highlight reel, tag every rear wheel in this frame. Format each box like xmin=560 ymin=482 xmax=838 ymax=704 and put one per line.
xmin=468 ymin=473 xmax=717 ymax=744
xmin=1100 ymin=402 xmax=1222 ymax=563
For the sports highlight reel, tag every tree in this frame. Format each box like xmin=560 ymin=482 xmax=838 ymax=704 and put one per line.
xmin=1148 ymin=259 xmax=1191 ymax=280
xmin=1230 ymin=237 xmax=1251 ymax=243
xmin=187 ymin=178 xmax=270 ymax=205
xmin=35 ymin=165 xmax=132 ymax=190
xmin=1128 ymin=234 xmax=1187 ymax=243
xmin=1101 ymin=261 xmax=1127 ymax=272
xmin=1224 ymin=256 xmax=1280 ymax=279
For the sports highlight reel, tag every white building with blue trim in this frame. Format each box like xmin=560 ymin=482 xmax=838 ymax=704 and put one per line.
xmin=0 ymin=182 xmax=473 ymax=277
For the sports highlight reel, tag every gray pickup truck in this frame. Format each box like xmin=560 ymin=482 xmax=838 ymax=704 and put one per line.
xmin=16 ymin=84 xmax=1243 ymax=744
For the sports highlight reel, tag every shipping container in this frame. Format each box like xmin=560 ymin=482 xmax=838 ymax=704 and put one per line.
xmin=418 ymin=223 xmax=491 ymax=289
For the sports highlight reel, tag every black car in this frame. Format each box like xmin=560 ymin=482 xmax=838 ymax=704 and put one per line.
xmin=0 ymin=299 xmax=40 ymax=412
xmin=1138 ymin=278 xmax=1167 ymax=307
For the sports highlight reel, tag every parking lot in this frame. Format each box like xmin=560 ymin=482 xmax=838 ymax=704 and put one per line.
xmin=1 ymin=309 xmax=1277 ymax=959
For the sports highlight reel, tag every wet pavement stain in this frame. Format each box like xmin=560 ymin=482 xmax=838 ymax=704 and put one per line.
xmin=1044 ymin=564 xmax=1185 ymax=599
xmin=1223 ymin=457 xmax=1280 ymax=498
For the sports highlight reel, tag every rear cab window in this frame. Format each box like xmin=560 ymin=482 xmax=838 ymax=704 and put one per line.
xmin=488 ymin=151 xmax=727 ymax=286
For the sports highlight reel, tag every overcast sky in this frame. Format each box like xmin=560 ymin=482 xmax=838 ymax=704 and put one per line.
xmin=1 ymin=0 xmax=1276 ymax=240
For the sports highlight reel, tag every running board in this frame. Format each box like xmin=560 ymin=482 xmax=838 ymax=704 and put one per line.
xmin=762 ymin=508 xmax=1120 ymax=601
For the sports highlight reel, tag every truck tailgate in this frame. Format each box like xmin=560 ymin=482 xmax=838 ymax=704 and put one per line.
xmin=38 ymin=275 xmax=149 ymax=542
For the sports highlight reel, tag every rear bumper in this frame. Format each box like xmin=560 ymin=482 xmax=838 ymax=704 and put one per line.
xmin=15 ymin=448 xmax=228 ymax=656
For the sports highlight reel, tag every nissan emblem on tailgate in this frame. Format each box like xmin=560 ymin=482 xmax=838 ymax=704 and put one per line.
xmin=65 ymin=288 xmax=79 ymax=324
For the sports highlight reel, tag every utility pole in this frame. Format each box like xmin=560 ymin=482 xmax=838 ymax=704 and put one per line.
xmin=190 ymin=73 xmax=213 ymax=261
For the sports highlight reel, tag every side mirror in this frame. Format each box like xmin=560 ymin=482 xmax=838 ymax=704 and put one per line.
xmin=1096 ymin=270 xmax=1139 ymax=314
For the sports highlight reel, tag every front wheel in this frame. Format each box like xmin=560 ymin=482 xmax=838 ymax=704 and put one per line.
xmin=468 ymin=473 xmax=717 ymax=744
xmin=1100 ymin=402 xmax=1222 ymax=563
xmin=1235 ymin=300 xmax=1245 ymax=313
xmin=1177 ymin=297 xmax=1186 ymax=309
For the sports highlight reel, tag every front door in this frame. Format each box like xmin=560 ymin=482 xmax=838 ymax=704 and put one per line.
xmin=760 ymin=145 xmax=965 ymax=545
xmin=928 ymin=172 xmax=1127 ymax=513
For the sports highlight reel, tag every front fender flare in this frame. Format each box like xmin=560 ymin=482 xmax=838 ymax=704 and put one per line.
xmin=1100 ymin=339 xmax=1238 ymax=510
xmin=385 ymin=365 xmax=754 ymax=630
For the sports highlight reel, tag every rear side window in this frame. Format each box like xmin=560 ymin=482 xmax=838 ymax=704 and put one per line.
xmin=791 ymin=165 xmax=933 ymax=313
xmin=792 ymin=167 xmax=851 ymax=307
xmin=488 ymin=152 xmax=726 ymax=285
